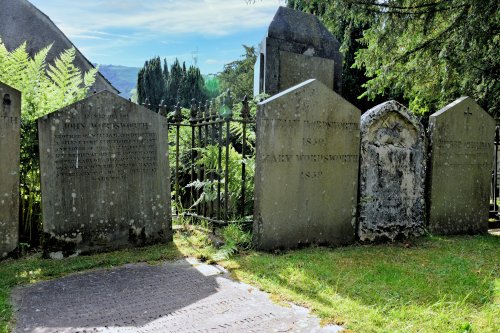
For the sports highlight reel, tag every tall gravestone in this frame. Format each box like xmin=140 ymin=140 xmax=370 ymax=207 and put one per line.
xmin=0 ymin=82 xmax=21 ymax=258
xmin=428 ymin=97 xmax=494 ymax=234
xmin=254 ymin=79 xmax=360 ymax=250
xmin=38 ymin=91 xmax=171 ymax=257
xmin=254 ymin=6 xmax=342 ymax=97
xmin=359 ymin=101 xmax=426 ymax=242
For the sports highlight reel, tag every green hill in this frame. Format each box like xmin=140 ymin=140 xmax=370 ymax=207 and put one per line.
xmin=96 ymin=64 xmax=140 ymax=99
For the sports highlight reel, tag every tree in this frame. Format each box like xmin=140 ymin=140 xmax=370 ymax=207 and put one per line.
xmin=287 ymin=0 xmax=385 ymax=112
xmin=0 ymin=38 xmax=97 ymax=245
xmin=218 ymin=45 xmax=257 ymax=101
xmin=137 ymin=56 xmax=165 ymax=108
xmin=137 ymin=57 xmax=207 ymax=109
xmin=287 ymin=0 xmax=499 ymax=116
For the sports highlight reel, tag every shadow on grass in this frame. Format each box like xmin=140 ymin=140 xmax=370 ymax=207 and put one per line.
xmin=228 ymin=234 xmax=500 ymax=331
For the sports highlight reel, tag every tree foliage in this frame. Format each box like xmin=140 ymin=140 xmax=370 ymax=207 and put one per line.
xmin=218 ymin=45 xmax=257 ymax=101
xmin=137 ymin=57 xmax=206 ymax=109
xmin=287 ymin=0 xmax=499 ymax=116
xmin=0 ymin=38 xmax=97 ymax=244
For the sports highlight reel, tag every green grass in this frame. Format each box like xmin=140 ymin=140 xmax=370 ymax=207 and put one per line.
xmin=225 ymin=234 xmax=500 ymax=333
xmin=0 ymin=231 xmax=498 ymax=333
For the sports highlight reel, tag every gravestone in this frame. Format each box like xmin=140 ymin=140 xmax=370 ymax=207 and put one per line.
xmin=38 ymin=91 xmax=171 ymax=257
xmin=254 ymin=79 xmax=360 ymax=250
xmin=359 ymin=101 xmax=426 ymax=242
xmin=0 ymin=82 xmax=21 ymax=258
xmin=428 ymin=97 xmax=494 ymax=234
xmin=254 ymin=6 xmax=342 ymax=97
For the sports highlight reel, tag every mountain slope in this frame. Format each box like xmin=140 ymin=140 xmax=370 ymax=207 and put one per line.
xmin=97 ymin=64 xmax=140 ymax=99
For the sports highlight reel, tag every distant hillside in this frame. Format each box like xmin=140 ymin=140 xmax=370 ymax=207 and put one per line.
xmin=96 ymin=64 xmax=140 ymax=99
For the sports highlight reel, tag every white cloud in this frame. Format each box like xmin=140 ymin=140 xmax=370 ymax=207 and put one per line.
xmin=32 ymin=0 xmax=284 ymax=38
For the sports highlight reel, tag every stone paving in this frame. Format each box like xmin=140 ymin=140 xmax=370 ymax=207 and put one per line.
xmin=12 ymin=259 xmax=343 ymax=333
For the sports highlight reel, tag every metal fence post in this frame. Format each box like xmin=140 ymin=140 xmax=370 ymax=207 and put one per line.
xmin=241 ymin=95 xmax=250 ymax=217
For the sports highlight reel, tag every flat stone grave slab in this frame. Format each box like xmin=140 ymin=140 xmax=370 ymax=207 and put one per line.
xmin=12 ymin=259 xmax=343 ymax=333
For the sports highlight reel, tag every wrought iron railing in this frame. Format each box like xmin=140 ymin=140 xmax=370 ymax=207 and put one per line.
xmin=155 ymin=92 xmax=254 ymax=228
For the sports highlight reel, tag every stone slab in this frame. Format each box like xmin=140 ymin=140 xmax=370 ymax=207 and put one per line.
xmin=359 ymin=101 xmax=426 ymax=242
xmin=254 ymin=79 xmax=360 ymax=250
xmin=0 ymin=82 xmax=21 ymax=258
xmin=254 ymin=6 xmax=342 ymax=97
xmin=12 ymin=260 xmax=343 ymax=333
xmin=279 ymin=51 xmax=335 ymax=92
xmin=428 ymin=97 xmax=494 ymax=234
xmin=38 ymin=91 xmax=171 ymax=257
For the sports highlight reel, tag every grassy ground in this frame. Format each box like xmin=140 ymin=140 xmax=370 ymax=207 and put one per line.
xmin=0 ymin=228 xmax=498 ymax=333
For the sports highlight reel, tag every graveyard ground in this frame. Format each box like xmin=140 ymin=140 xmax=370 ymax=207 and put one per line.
xmin=0 ymin=227 xmax=498 ymax=333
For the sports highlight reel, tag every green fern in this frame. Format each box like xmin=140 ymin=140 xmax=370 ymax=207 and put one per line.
xmin=0 ymin=37 xmax=98 ymax=248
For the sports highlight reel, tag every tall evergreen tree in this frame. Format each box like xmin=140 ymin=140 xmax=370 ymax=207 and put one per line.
xmin=137 ymin=57 xmax=208 ymax=110
xmin=287 ymin=0 xmax=499 ymax=116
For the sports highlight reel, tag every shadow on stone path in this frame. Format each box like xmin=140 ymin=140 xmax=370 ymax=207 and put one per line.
xmin=12 ymin=259 xmax=343 ymax=333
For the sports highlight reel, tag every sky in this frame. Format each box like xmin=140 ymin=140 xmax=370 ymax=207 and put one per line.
xmin=30 ymin=0 xmax=285 ymax=74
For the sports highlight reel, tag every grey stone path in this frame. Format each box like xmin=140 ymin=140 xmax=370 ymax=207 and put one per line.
xmin=12 ymin=259 xmax=343 ymax=333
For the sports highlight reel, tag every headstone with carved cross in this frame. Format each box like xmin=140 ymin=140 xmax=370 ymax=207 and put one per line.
xmin=427 ymin=97 xmax=494 ymax=234
xmin=0 ymin=82 xmax=21 ymax=258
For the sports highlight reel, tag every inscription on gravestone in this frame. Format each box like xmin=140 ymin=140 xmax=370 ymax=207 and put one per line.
xmin=254 ymin=79 xmax=360 ymax=250
xmin=359 ymin=101 xmax=426 ymax=242
xmin=0 ymin=82 xmax=21 ymax=258
xmin=428 ymin=97 xmax=494 ymax=234
xmin=254 ymin=6 xmax=342 ymax=97
xmin=38 ymin=91 xmax=171 ymax=257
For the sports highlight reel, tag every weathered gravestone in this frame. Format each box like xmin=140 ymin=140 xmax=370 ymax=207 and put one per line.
xmin=0 ymin=82 xmax=21 ymax=258
xmin=254 ymin=79 xmax=360 ymax=250
xmin=38 ymin=91 xmax=171 ymax=257
xmin=254 ymin=6 xmax=342 ymax=97
xmin=359 ymin=101 xmax=426 ymax=242
xmin=428 ymin=97 xmax=494 ymax=234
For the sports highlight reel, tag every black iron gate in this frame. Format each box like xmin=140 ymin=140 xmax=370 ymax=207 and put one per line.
xmin=490 ymin=125 xmax=499 ymax=223
xmin=165 ymin=91 xmax=254 ymax=228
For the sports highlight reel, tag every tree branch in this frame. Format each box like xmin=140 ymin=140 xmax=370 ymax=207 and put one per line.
xmin=393 ymin=5 xmax=468 ymax=62
xmin=348 ymin=0 xmax=455 ymax=11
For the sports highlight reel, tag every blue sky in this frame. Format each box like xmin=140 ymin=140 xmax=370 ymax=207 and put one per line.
xmin=30 ymin=0 xmax=284 ymax=74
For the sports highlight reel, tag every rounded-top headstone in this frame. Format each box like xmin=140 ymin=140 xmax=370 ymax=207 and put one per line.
xmin=359 ymin=100 xmax=426 ymax=242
